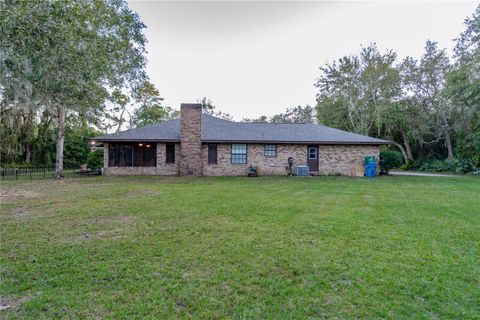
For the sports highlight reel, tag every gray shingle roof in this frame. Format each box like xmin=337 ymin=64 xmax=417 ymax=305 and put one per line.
xmin=93 ymin=114 xmax=389 ymax=145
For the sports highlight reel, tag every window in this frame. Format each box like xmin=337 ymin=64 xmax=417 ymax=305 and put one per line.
xmin=109 ymin=143 xmax=133 ymax=167
xmin=231 ymin=144 xmax=247 ymax=164
xmin=308 ymin=147 xmax=317 ymax=160
xmin=264 ymin=144 xmax=277 ymax=157
xmin=208 ymin=144 xmax=217 ymax=164
xmin=166 ymin=143 xmax=175 ymax=164
xmin=109 ymin=143 xmax=156 ymax=167
xmin=134 ymin=143 xmax=157 ymax=166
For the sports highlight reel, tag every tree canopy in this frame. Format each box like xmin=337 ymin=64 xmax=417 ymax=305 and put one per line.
xmin=313 ymin=5 xmax=480 ymax=170
xmin=1 ymin=0 xmax=147 ymax=177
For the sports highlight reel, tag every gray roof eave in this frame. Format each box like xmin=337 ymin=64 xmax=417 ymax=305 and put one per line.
xmin=92 ymin=138 xmax=390 ymax=145
xmin=91 ymin=138 xmax=180 ymax=142
xmin=201 ymin=139 xmax=390 ymax=145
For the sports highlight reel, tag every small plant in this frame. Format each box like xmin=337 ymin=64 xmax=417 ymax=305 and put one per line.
xmin=379 ymin=150 xmax=403 ymax=174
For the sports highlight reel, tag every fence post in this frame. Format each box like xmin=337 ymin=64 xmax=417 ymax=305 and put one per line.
xmin=15 ymin=168 xmax=18 ymax=180
xmin=43 ymin=168 xmax=46 ymax=179
xmin=29 ymin=168 xmax=32 ymax=180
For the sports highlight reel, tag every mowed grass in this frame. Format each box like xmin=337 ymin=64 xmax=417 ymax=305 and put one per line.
xmin=0 ymin=176 xmax=479 ymax=319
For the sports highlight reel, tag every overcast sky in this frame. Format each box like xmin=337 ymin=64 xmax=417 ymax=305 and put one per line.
xmin=127 ymin=1 xmax=477 ymax=120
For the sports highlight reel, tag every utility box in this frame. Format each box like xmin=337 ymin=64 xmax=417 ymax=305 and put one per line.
xmin=295 ymin=165 xmax=309 ymax=176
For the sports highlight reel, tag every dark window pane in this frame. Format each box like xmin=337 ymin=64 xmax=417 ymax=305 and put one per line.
xmin=109 ymin=143 xmax=133 ymax=167
xmin=166 ymin=143 xmax=175 ymax=164
xmin=208 ymin=144 xmax=217 ymax=164
xmin=109 ymin=143 xmax=156 ymax=167
xmin=134 ymin=143 xmax=156 ymax=167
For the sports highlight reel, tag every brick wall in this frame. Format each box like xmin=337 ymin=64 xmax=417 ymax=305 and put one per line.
xmin=156 ymin=142 xmax=180 ymax=175
xmin=202 ymin=143 xmax=380 ymax=176
xmin=104 ymin=166 xmax=158 ymax=176
xmin=180 ymin=104 xmax=203 ymax=176
xmin=103 ymin=142 xmax=109 ymax=169
xmin=201 ymin=144 xmax=307 ymax=176
xmin=103 ymin=141 xmax=380 ymax=177
xmin=318 ymin=145 xmax=380 ymax=175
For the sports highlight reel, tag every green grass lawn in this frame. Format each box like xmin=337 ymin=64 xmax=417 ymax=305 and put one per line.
xmin=1 ymin=176 xmax=479 ymax=319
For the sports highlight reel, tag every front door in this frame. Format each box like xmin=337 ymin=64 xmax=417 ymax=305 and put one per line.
xmin=307 ymin=145 xmax=319 ymax=173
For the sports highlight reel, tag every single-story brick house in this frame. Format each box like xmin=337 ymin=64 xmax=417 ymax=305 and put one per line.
xmin=93 ymin=103 xmax=389 ymax=176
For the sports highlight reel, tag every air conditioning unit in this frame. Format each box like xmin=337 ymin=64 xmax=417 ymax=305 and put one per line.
xmin=295 ymin=165 xmax=309 ymax=176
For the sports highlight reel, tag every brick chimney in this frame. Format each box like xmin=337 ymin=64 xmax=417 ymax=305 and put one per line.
xmin=180 ymin=103 xmax=203 ymax=176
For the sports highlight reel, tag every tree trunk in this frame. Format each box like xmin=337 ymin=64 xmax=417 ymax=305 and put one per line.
xmin=391 ymin=140 xmax=409 ymax=164
xmin=55 ymin=105 xmax=66 ymax=179
xmin=402 ymin=131 xmax=413 ymax=162
xmin=25 ymin=144 xmax=31 ymax=163
xmin=445 ymin=129 xmax=454 ymax=159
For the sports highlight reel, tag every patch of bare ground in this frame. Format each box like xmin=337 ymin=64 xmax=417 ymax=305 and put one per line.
xmin=0 ymin=188 xmax=40 ymax=203
xmin=0 ymin=294 xmax=35 ymax=312
xmin=125 ymin=189 xmax=161 ymax=197
xmin=1 ymin=207 xmax=37 ymax=220
xmin=79 ymin=215 xmax=134 ymax=225
xmin=61 ymin=215 xmax=135 ymax=244
xmin=65 ymin=228 xmax=129 ymax=243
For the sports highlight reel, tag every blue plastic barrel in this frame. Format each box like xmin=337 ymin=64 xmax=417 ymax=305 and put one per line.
xmin=365 ymin=161 xmax=377 ymax=177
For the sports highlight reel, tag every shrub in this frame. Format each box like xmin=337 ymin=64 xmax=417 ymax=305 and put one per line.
xmin=399 ymin=161 xmax=417 ymax=170
xmin=379 ymin=150 xmax=403 ymax=173
xmin=419 ymin=158 xmax=479 ymax=174
xmin=86 ymin=150 xmax=103 ymax=169
xmin=454 ymin=159 xmax=478 ymax=175
xmin=419 ymin=159 xmax=455 ymax=172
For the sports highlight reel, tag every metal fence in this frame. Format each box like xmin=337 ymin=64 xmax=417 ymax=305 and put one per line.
xmin=0 ymin=165 xmax=90 ymax=181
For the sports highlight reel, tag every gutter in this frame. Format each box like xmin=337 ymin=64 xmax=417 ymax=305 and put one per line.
xmin=91 ymin=138 xmax=390 ymax=145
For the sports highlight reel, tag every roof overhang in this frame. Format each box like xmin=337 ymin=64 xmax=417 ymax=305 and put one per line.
xmin=91 ymin=138 xmax=390 ymax=145
xmin=201 ymin=140 xmax=390 ymax=145
xmin=90 ymin=138 xmax=180 ymax=143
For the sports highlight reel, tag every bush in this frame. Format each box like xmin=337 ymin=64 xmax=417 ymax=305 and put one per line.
xmin=399 ymin=161 xmax=417 ymax=171
xmin=379 ymin=150 xmax=403 ymax=173
xmin=453 ymin=159 xmax=478 ymax=175
xmin=86 ymin=150 xmax=103 ymax=170
xmin=419 ymin=159 xmax=454 ymax=172
xmin=418 ymin=158 xmax=479 ymax=174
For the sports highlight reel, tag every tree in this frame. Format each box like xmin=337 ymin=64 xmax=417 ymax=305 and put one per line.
xmin=315 ymin=44 xmax=406 ymax=158
xmin=242 ymin=106 xmax=315 ymax=123
xmin=1 ymin=0 xmax=147 ymax=178
xmin=270 ymin=105 xmax=316 ymax=123
xmin=131 ymin=82 xmax=178 ymax=127
xmin=242 ymin=115 xmax=269 ymax=123
xmin=315 ymin=44 xmax=401 ymax=136
xmin=401 ymin=41 xmax=454 ymax=159
xmin=109 ymin=90 xmax=131 ymax=133
xmin=445 ymin=5 xmax=480 ymax=164
xmin=198 ymin=97 xmax=233 ymax=120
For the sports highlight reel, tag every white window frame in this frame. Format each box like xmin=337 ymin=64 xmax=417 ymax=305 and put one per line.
xmin=231 ymin=144 xmax=247 ymax=164
xmin=264 ymin=144 xmax=277 ymax=157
